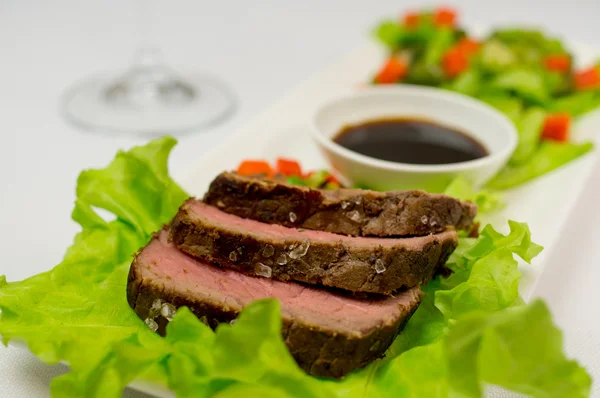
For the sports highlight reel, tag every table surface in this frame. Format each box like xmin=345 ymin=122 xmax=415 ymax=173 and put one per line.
xmin=2 ymin=0 xmax=600 ymax=396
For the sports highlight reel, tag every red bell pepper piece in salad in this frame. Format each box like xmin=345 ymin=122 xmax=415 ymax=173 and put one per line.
xmin=236 ymin=159 xmax=340 ymax=189
xmin=433 ymin=7 xmax=456 ymax=27
xmin=305 ymin=170 xmax=341 ymax=187
xmin=441 ymin=37 xmax=479 ymax=78
xmin=325 ymin=173 xmax=340 ymax=185
xmin=375 ymin=57 xmax=408 ymax=84
xmin=455 ymin=37 xmax=481 ymax=56
xmin=442 ymin=48 xmax=469 ymax=77
xmin=402 ymin=11 xmax=420 ymax=29
xmin=276 ymin=158 xmax=302 ymax=176
xmin=237 ymin=160 xmax=274 ymax=177
xmin=541 ymin=113 xmax=571 ymax=142
xmin=543 ymin=54 xmax=570 ymax=73
xmin=574 ymin=67 xmax=600 ymax=91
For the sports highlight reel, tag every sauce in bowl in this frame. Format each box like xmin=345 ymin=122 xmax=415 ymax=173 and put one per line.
xmin=334 ymin=118 xmax=488 ymax=165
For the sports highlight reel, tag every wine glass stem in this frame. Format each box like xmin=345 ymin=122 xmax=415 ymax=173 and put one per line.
xmin=104 ymin=0 xmax=197 ymax=106
xmin=134 ymin=0 xmax=163 ymax=70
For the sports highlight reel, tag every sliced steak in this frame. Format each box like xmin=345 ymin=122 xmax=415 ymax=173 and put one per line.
xmin=203 ymin=172 xmax=477 ymax=237
xmin=169 ymin=200 xmax=458 ymax=295
xmin=127 ymin=230 xmax=423 ymax=378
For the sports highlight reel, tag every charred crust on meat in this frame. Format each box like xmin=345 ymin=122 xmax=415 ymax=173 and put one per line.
xmin=168 ymin=200 xmax=458 ymax=295
xmin=203 ymin=172 xmax=477 ymax=237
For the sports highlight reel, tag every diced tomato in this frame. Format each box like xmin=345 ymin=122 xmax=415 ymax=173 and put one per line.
xmin=276 ymin=158 xmax=302 ymax=176
xmin=544 ymin=54 xmax=570 ymax=73
xmin=237 ymin=160 xmax=274 ymax=177
xmin=574 ymin=67 xmax=600 ymax=90
xmin=403 ymin=11 xmax=420 ymax=29
xmin=433 ymin=7 xmax=456 ymax=27
xmin=455 ymin=37 xmax=480 ymax=56
xmin=541 ymin=113 xmax=571 ymax=142
xmin=442 ymin=49 xmax=469 ymax=77
xmin=374 ymin=57 xmax=408 ymax=84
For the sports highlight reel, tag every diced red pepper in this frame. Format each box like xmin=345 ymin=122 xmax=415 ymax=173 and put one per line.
xmin=544 ymin=54 xmax=571 ymax=73
xmin=455 ymin=37 xmax=480 ymax=56
xmin=433 ymin=7 xmax=457 ymax=27
xmin=441 ymin=37 xmax=478 ymax=78
xmin=325 ymin=173 xmax=340 ymax=185
xmin=403 ymin=11 xmax=420 ymax=29
xmin=276 ymin=158 xmax=302 ymax=176
xmin=541 ymin=113 xmax=571 ymax=142
xmin=374 ymin=57 xmax=408 ymax=84
xmin=442 ymin=49 xmax=469 ymax=77
xmin=574 ymin=67 xmax=600 ymax=90
xmin=237 ymin=160 xmax=274 ymax=177
xmin=306 ymin=170 xmax=340 ymax=185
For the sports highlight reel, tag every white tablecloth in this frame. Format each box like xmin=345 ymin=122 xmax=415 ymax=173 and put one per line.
xmin=1 ymin=0 xmax=599 ymax=396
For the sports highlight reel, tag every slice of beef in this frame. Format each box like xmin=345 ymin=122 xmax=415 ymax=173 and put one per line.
xmin=203 ymin=172 xmax=477 ymax=237
xmin=127 ymin=230 xmax=423 ymax=378
xmin=169 ymin=200 xmax=458 ymax=295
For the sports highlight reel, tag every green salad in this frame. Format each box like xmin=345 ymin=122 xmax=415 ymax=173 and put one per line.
xmin=373 ymin=6 xmax=598 ymax=189
xmin=0 ymin=138 xmax=591 ymax=397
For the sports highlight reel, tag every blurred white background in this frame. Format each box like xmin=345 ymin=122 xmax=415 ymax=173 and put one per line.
xmin=1 ymin=1 xmax=599 ymax=396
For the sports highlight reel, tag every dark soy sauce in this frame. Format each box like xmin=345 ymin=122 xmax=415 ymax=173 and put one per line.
xmin=334 ymin=118 xmax=488 ymax=165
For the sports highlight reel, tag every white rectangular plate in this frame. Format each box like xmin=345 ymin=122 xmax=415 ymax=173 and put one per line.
xmin=45 ymin=39 xmax=600 ymax=398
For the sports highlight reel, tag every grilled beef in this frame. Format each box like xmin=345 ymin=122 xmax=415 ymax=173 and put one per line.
xmin=204 ymin=172 xmax=477 ymax=237
xmin=169 ymin=199 xmax=458 ymax=295
xmin=127 ymin=230 xmax=423 ymax=378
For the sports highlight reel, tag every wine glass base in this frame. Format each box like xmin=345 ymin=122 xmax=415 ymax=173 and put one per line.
xmin=62 ymin=72 xmax=236 ymax=136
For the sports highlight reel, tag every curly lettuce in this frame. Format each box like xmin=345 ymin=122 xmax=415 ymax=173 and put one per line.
xmin=0 ymin=138 xmax=591 ymax=397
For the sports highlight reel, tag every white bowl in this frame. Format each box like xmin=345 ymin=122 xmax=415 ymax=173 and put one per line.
xmin=312 ymin=86 xmax=518 ymax=192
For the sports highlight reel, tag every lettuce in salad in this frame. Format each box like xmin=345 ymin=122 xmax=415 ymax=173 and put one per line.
xmin=551 ymin=91 xmax=600 ymax=117
xmin=0 ymin=138 xmax=591 ymax=397
xmin=373 ymin=10 xmax=597 ymax=191
xmin=443 ymin=177 xmax=504 ymax=214
xmin=487 ymin=140 xmax=594 ymax=189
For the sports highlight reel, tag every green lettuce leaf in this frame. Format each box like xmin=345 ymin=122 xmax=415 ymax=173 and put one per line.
xmin=490 ymin=29 xmax=566 ymax=56
xmin=365 ymin=300 xmax=590 ymax=398
xmin=405 ymin=59 xmax=444 ymax=86
xmin=0 ymin=137 xmax=189 ymax=396
xmin=544 ymin=70 xmax=571 ymax=97
xmin=489 ymin=68 xmax=549 ymax=105
xmin=423 ymin=27 xmax=455 ymax=66
xmin=373 ymin=20 xmax=403 ymax=49
xmin=435 ymin=221 xmax=543 ymax=319
xmin=444 ymin=69 xmax=481 ymax=96
xmin=487 ymin=141 xmax=594 ymax=190
xmin=0 ymin=138 xmax=590 ymax=398
xmin=478 ymin=94 xmax=523 ymax=124
xmin=446 ymin=300 xmax=590 ymax=397
xmin=550 ymin=91 xmax=600 ymax=117
xmin=510 ymin=107 xmax=547 ymax=165
xmin=477 ymin=39 xmax=518 ymax=74
xmin=165 ymin=301 xmax=330 ymax=398
xmin=443 ymin=177 xmax=505 ymax=214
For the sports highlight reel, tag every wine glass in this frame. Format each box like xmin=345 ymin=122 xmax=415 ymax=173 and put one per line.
xmin=62 ymin=1 xmax=236 ymax=135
